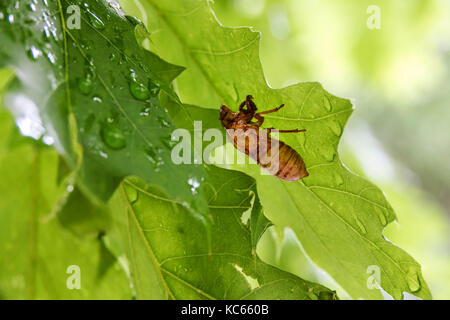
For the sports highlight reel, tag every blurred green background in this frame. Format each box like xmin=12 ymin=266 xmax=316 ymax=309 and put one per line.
xmin=211 ymin=0 xmax=450 ymax=299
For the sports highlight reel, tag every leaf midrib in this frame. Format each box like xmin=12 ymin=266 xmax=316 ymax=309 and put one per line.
xmin=146 ymin=0 xmax=246 ymax=105
xmin=121 ymin=184 xmax=220 ymax=300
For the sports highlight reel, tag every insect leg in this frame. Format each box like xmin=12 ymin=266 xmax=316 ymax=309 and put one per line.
xmin=257 ymin=104 xmax=285 ymax=115
xmin=253 ymin=113 xmax=265 ymax=127
xmin=245 ymin=96 xmax=258 ymax=113
xmin=267 ymin=128 xmax=306 ymax=133
xmin=238 ymin=100 xmax=246 ymax=112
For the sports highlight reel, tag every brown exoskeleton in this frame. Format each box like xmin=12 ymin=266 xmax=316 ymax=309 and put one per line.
xmin=219 ymin=95 xmax=309 ymax=181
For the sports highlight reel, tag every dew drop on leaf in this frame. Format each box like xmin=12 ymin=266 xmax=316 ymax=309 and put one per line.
xmin=86 ymin=10 xmax=105 ymax=30
xmin=108 ymin=1 xmax=121 ymax=10
xmin=28 ymin=2 xmax=36 ymax=12
xmin=187 ymin=177 xmax=200 ymax=194
xmin=101 ymin=124 xmax=126 ymax=150
xmin=46 ymin=52 xmax=56 ymax=64
xmin=140 ymin=106 xmax=151 ymax=117
xmin=92 ymin=96 xmax=103 ymax=104
xmin=98 ymin=150 xmax=109 ymax=159
xmin=162 ymin=135 xmax=177 ymax=149
xmin=78 ymin=76 xmax=94 ymax=95
xmin=149 ymin=81 xmax=160 ymax=96
xmin=130 ymin=81 xmax=150 ymax=100
xmin=125 ymin=15 xmax=141 ymax=26
xmin=27 ymin=46 xmax=42 ymax=61
xmin=158 ymin=116 xmax=170 ymax=128
xmin=145 ymin=146 xmax=164 ymax=168
xmin=144 ymin=147 xmax=156 ymax=164
xmin=42 ymin=26 xmax=51 ymax=40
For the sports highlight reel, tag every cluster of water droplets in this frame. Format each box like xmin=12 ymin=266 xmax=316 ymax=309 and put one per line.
xmin=144 ymin=145 xmax=165 ymax=170
xmin=3 ymin=0 xmax=190 ymax=179
xmin=1 ymin=0 xmax=60 ymax=67
xmin=127 ymin=68 xmax=161 ymax=100
xmin=0 ymin=1 xmax=64 ymax=145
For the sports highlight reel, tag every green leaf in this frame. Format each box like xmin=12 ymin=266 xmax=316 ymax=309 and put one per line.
xmin=162 ymin=94 xmax=271 ymax=252
xmin=127 ymin=0 xmax=431 ymax=299
xmin=0 ymin=108 xmax=131 ymax=299
xmin=0 ymin=0 xmax=211 ymax=228
xmin=249 ymin=189 xmax=272 ymax=252
xmin=107 ymin=167 xmax=337 ymax=300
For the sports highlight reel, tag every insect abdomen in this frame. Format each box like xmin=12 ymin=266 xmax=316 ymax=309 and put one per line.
xmin=226 ymin=128 xmax=309 ymax=181
xmin=274 ymin=142 xmax=309 ymax=181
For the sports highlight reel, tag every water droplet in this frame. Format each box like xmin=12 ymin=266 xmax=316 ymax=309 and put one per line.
xmin=140 ymin=107 xmax=151 ymax=117
xmin=46 ymin=52 xmax=56 ymax=64
xmin=323 ymin=95 xmax=332 ymax=111
xmin=125 ymin=15 xmax=141 ymax=26
xmin=149 ymin=81 xmax=160 ymax=96
xmin=108 ymin=1 xmax=121 ymax=10
xmin=158 ymin=116 xmax=170 ymax=128
xmin=87 ymin=10 xmax=105 ymax=30
xmin=27 ymin=46 xmax=42 ymax=61
xmin=188 ymin=178 xmax=200 ymax=194
xmin=130 ymin=81 xmax=150 ymax=100
xmin=28 ymin=3 xmax=36 ymax=11
xmin=78 ymin=76 xmax=94 ymax=95
xmin=101 ymin=124 xmax=126 ymax=150
xmin=406 ymin=267 xmax=421 ymax=292
xmin=162 ymin=135 xmax=177 ymax=149
xmin=42 ymin=135 xmax=54 ymax=146
xmin=92 ymin=96 xmax=103 ymax=104
xmin=356 ymin=218 xmax=367 ymax=234
xmin=8 ymin=14 xmax=14 ymax=24
xmin=99 ymin=150 xmax=108 ymax=158
xmin=145 ymin=147 xmax=164 ymax=168
xmin=329 ymin=120 xmax=342 ymax=136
